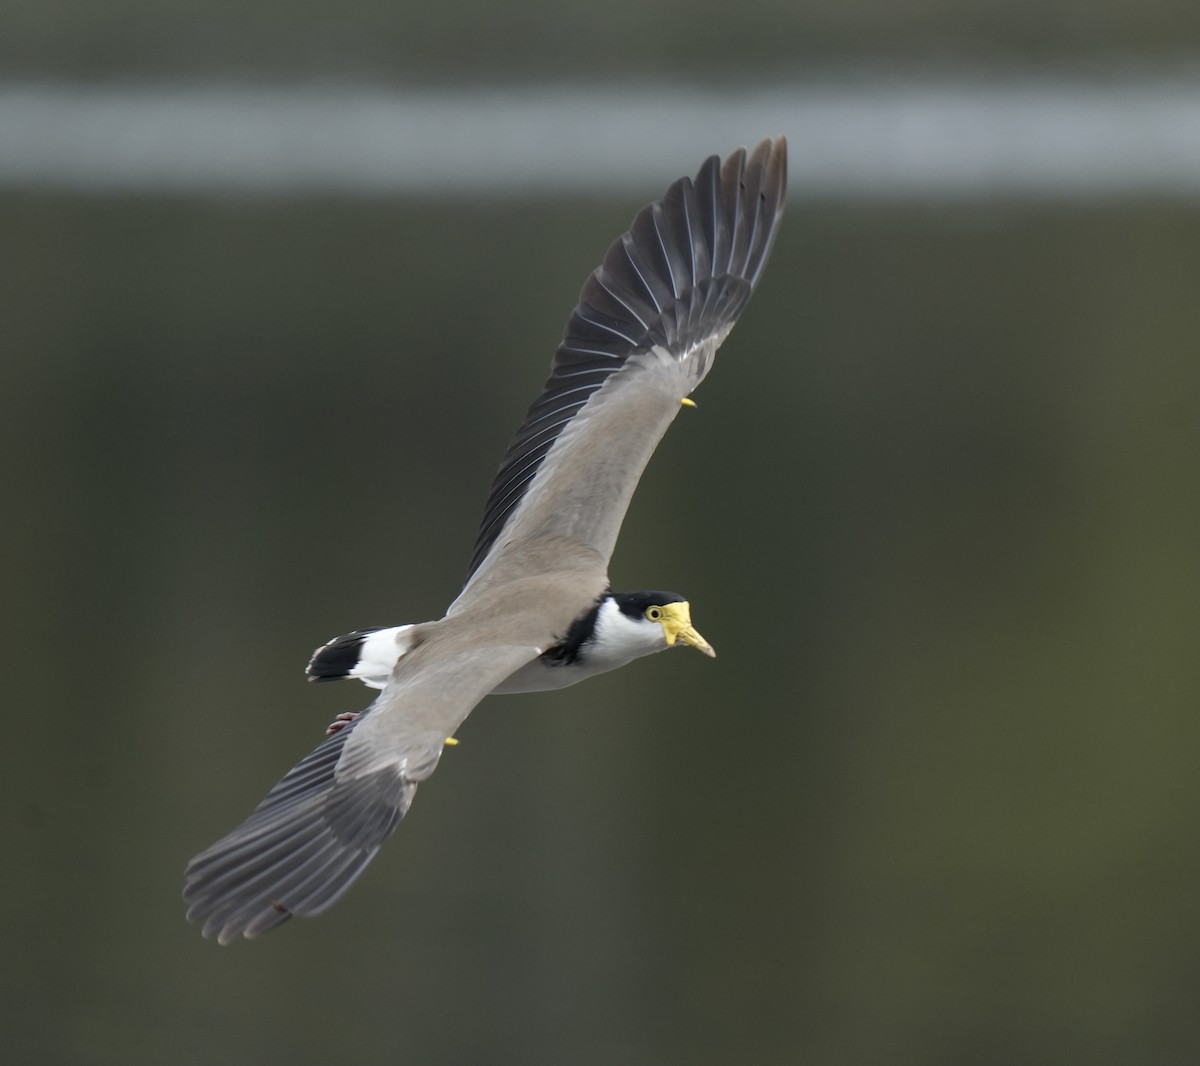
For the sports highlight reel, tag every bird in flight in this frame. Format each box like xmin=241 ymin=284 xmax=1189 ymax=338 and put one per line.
xmin=184 ymin=137 xmax=788 ymax=943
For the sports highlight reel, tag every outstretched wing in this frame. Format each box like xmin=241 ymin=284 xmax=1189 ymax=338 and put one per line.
xmin=462 ymin=137 xmax=787 ymax=589
xmin=183 ymin=639 xmax=539 ymax=943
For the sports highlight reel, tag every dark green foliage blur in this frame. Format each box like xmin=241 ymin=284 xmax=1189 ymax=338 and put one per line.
xmin=6 ymin=189 xmax=1199 ymax=1065
xmin=4 ymin=4 xmax=1200 ymax=1064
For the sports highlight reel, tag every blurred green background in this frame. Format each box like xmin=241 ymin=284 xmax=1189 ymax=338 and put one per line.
xmin=5 ymin=3 xmax=1200 ymax=1064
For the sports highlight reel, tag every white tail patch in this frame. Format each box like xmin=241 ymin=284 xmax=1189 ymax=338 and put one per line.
xmin=306 ymin=624 xmax=415 ymax=689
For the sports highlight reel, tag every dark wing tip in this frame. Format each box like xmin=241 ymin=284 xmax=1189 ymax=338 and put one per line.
xmin=466 ymin=137 xmax=788 ymax=577
xmin=183 ymin=716 xmax=416 ymax=944
xmin=577 ymin=134 xmax=787 ymax=368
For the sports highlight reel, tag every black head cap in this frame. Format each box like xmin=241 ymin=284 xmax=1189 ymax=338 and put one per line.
xmin=610 ymin=591 xmax=686 ymax=621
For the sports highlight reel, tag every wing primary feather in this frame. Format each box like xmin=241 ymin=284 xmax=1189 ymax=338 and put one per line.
xmin=188 ymin=818 xmax=329 ymax=900
xmin=617 ymin=232 xmax=666 ymax=314
xmin=742 ymin=140 xmax=788 ymax=287
xmin=594 ymin=276 xmax=651 ymax=330
xmin=669 ymin=176 xmax=701 ymax=290
xmin=559 ymin=343 xmax=631 ymax=360
xmin=567 ymin=310 xmax=642 ymax=346
xmin=705 ymin=152 xmax=734 ymax=278
xmin=649 ymin=204 xmax=680 ymax=300
xmin=721 ymin=148 xmax=750 ymax=283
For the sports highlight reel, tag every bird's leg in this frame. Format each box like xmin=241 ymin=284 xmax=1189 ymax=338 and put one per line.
xmin=325 ymin=711 xmax=360 ymax=736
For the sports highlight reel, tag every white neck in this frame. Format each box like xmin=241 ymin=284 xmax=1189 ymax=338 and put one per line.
xmin=586 ymin=595 xmax=667 ymax=669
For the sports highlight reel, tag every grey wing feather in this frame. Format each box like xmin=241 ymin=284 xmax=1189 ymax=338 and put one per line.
xmin=465 ymin=137 xmax=787 ymax=579
xmin=183 ymin=712 xmax=404 ymax=944
xmin=183 ymin=639 xmax=540 ymax=943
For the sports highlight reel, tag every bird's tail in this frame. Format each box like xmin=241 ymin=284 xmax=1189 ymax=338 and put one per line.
xmin=305 ymin=625 xmax=415 ymax=689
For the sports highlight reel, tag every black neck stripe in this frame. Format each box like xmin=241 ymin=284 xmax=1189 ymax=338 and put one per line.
xmin=541 ymin=592 xmax=609 ymax=666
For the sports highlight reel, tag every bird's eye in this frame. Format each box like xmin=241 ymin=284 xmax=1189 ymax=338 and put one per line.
xmin=645 ymin=606 xmax=663 ymax=621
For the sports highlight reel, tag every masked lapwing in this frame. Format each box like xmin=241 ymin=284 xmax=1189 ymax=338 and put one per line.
xmin=184 ymin=137 xmax=787 ymax=942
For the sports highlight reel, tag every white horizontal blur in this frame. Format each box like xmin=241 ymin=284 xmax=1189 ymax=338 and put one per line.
xmin=2 ymin=76 xmax=1200 ymax=199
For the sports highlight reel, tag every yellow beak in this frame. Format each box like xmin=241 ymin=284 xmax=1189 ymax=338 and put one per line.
xmin=657 ymin=601 xmax=716 ymax=658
